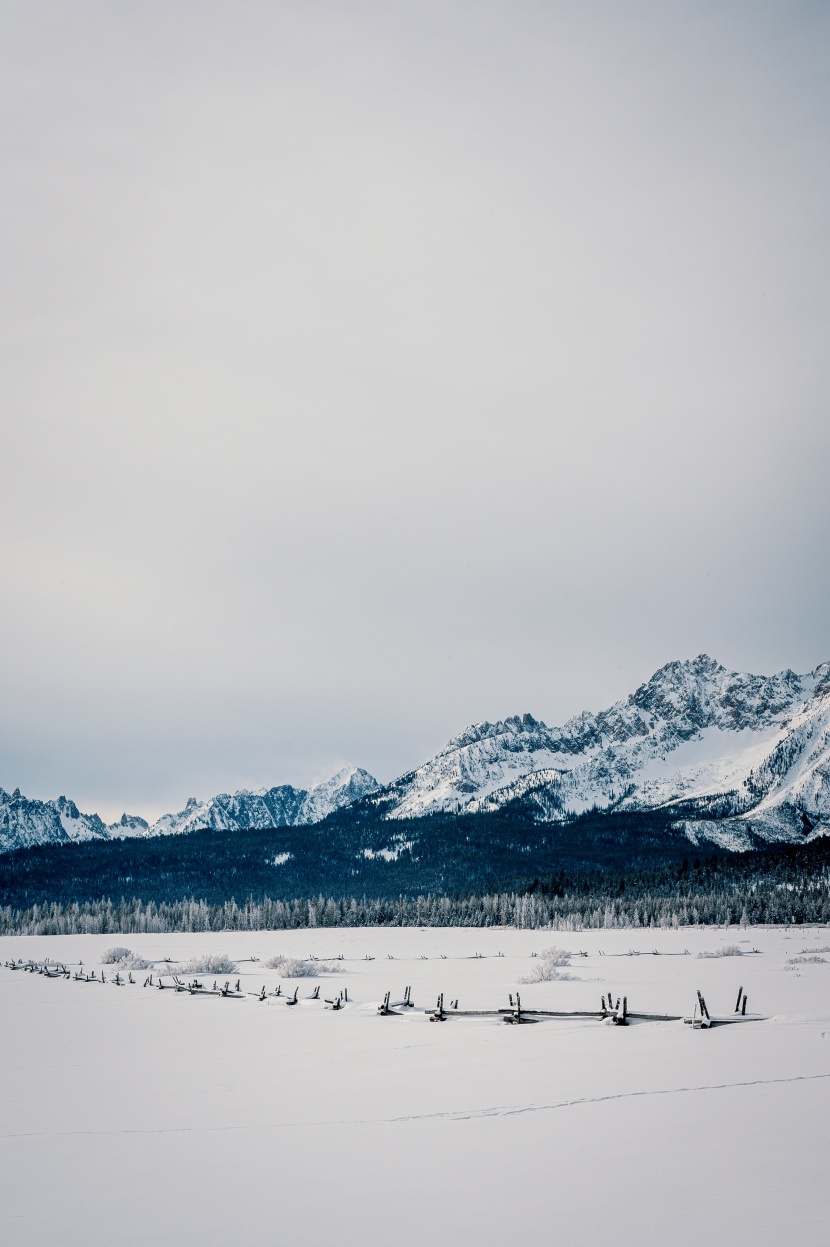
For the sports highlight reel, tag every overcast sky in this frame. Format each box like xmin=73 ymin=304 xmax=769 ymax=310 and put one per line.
xmin=2 ymin=1 xmax=829 ymax=821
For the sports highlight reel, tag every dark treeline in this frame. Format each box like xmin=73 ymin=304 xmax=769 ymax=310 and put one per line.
xmin=2 ymin=839 xmax=828 ymax=935
xmin=0 ymin=807 xmax=744 ymax=909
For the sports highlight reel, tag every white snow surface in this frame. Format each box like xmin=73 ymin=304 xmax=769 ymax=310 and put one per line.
xmin=1 ymin=924 xmax=828 ymax=1246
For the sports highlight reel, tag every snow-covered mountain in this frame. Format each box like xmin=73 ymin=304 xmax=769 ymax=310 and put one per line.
xmin=0 ymin=789 xmax=109 ymax=854
xmin=370 ymin=654 xmax=830 ymax=849
xmin=4 ymin=656 xmax=830 ymax=857
xmin=0 ymin=767 xmax=379 ymax=855
xmin=145 ymin=767 xmax=380 ymax=838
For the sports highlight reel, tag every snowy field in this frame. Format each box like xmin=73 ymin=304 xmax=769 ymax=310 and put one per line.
xmin=1 ymin=926 xmax=828 ymax=1246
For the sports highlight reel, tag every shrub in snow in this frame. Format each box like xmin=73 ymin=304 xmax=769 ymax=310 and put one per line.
xmin=100 ymin=947 xmax=151 ymax=969
xmin=119 ymin=952 xmax=151 ymax=969
xmin=176 ymin=952 xmax=238 ymax=975
xmin=101 ymin=946 xmax=133 ymax=964
xmin=265 ymin=955 xmax=343 ymax=977
xmin=696 ymin=944 xmax=743 ymax=959
xmin=518 ymin=946 xmax=574 ymax=983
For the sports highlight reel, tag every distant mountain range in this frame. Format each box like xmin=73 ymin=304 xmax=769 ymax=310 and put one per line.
xmin=3 ymin=654 xmax=830 ymax=857
xmin=0 ymin=767 xmax=379 ymax=855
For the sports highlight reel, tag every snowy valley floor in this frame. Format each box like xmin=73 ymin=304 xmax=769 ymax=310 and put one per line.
xmin=1 ymin=926 xmax=828 ymax=1246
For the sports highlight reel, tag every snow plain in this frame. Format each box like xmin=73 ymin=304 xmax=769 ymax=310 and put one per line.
xmin=1 ymin=926 xmax=828 ymax=1246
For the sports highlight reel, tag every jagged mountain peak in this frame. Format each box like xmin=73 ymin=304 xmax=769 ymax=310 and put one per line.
xmin=117 ymin=812 xmax=150 ymax=831
xmin=444 ymin=712 xmax=550 ymax=754
xmin=594 ymin=654 xmax=807 ymax=742
xmin=384 ymin=655 xmax=830 ymax=843
xmin=0 ymin=787 xmax=108 ymax=854
xmin=436 ymin=655 xmax=798 ymax=770
xmin=632 ymin=652 xmax=726 ymax=701
xmin=295 ymin=766 xmax=380 ymax=825
xmin=807 ymin=659 xmax=830 ymax=697
xmin=320 ymin=764 xmax=377 ymax=788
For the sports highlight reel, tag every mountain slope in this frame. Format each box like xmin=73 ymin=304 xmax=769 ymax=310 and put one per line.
xmin=369 ymin=655 xmax=830 ymax=848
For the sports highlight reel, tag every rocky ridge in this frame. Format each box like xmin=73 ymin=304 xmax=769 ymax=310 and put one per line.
xmin=4 ymin=655 xmax=830 ymax=855
xmin=373 ymin=654 xmax=830 ymax=847
xmin=0 ymin=767 xmax=379 ymax=855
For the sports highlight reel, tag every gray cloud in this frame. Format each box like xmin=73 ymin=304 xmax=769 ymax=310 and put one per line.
xmin=2 ymin=1 xmax=829 ymax=819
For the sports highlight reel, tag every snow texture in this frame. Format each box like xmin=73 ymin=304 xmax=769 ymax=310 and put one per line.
xmin=1 ymin=924 xmax=828 ymax=1246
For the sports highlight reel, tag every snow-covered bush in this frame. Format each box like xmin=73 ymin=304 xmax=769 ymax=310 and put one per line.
xmin=518 ymin=946 xmax=574 ymax=983
xmin=120 ymin=952 xmax=151 ymax=970
xmin=265 ymin=955 xmax=343 ymax=977
xmin=101 ymin=946 xmax=133 ymax=964
xmin=100 ymin=946 xmax=150 ymax=969
xmin=696 ymin=944 xmax=743 ymax=959
xmin=176 ymin=952 xmax=238 ymax=975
